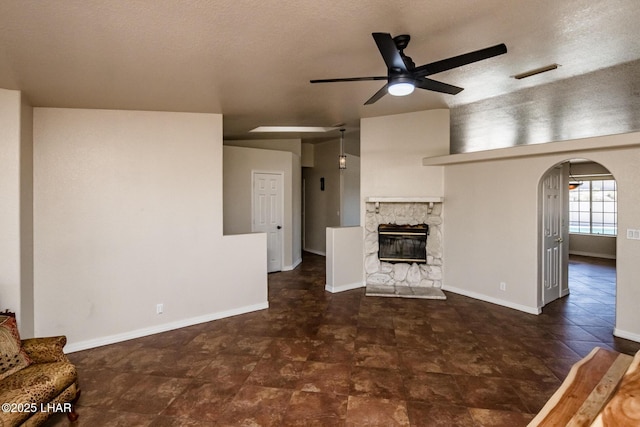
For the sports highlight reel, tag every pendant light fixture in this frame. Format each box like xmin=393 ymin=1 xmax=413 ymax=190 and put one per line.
xmin=338 ymin=128 xmax=347 ymax=170
xmin=568 ymin=162 xmax=582 ymax=190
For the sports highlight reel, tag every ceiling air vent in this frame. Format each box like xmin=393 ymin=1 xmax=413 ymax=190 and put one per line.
xmin=513 ymin=64 xmax=559 ymax=80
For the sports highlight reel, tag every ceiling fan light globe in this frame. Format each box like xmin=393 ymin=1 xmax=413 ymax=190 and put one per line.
xmin=388 ymin=82 xmax=415 ymax=96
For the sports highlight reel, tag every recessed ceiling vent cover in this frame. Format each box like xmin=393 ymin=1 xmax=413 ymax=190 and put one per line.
xmin=513 ymin=64 xmax=559 ymax=80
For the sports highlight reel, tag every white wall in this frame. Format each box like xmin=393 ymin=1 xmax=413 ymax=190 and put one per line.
xmin=360 ymin=109 xmax=450 ymax=224
xmin=0 ymin=89 xmax=21 ymax=322
xmin=33 ymin=108 xmax=267 ymax=350
xmin=303 ymin=140 xmax=341 ymax=255
xmin=341 ymin=153 xmax=360 ymax=227
xmin=443 ymin=157 xmax=540 ymax=312
xmin=223 ymin=145 xmax=301 ymax=270
xmin=224 ymin=139 xmax=302 ymax=157
xmin=0 ymin=89 xmax=33 ymax=336
xmin=569 ymin=234 xmax=616 ymax=259
xmin=19 ymin=95 xmax=34 ymax=337
xmin=439 ymin=133 xmax=640 ymax=340
xmin=326 ymin=226 xmax=364 ymax=293
xmin=301 ymin=142 xmax=314 ymax=167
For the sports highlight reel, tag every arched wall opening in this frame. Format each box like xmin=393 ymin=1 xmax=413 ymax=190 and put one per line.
xmin=439 ymin=132 xmax=640 ymax=342
xmin=538 ymin=158 xmax=617 ymax=327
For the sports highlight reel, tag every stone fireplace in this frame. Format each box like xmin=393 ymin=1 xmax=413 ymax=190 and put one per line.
xmin=364 ymin=197 xmax=445 ymax=299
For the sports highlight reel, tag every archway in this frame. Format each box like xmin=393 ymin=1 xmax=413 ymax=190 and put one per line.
xmin=539 ymin=158 xmax=617 ymax=311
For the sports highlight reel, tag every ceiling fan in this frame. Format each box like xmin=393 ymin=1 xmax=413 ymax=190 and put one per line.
xmin=310 ymin=33 xmax=507 ymax=105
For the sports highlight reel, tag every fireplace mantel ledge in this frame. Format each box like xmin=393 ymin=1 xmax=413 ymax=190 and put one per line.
xmin=365 ymin=197 xmax=443 ymax=203
xmin=365 ymin=196 xmax=443 ymax=213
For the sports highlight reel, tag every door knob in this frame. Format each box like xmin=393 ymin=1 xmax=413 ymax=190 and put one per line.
xmin=555 ymin=237 xmax=563 ymax=243
xmin=277 ymin=225 xmax=282 ymax=229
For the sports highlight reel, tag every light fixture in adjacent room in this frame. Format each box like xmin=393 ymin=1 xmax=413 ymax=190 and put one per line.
xmin=568 ymin=181 xmax=582 ymax=190
xmin=387 ymin=76 xmax=415 ymax=96
xmin=568 ymin=162 xmax=583 ymax=190
xmin=338 ymin=128 xmax=347 ymax=170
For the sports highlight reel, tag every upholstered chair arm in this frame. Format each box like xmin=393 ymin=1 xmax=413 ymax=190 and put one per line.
xmin=21 ymin=336 xmax=70 ymax=363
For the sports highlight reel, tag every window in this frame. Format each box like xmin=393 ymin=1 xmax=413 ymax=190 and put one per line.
xmin=569 ymin=179 xmax=617 ymax=235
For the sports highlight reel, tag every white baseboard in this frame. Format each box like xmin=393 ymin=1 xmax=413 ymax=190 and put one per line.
xmin=65 ymin=301 xmax=269 ymax=353
xmin=569 ymin=250 xmax=616 ymax=260
xmin=282 ymin=257 xmax=302 ymax=271
xmin=442 ymin=285 xmax=541 ymax=315
xmin=325 ymin=281 xmax=364 ymax=293
xmin=303 ymin=248 xmax=326 ymax=257
xmin=614 ymin=328 xmax=640 ymax=343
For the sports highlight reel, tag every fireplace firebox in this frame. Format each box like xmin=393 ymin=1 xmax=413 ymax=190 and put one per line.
xmin=378 ymin=224 xmax=429 ymax=263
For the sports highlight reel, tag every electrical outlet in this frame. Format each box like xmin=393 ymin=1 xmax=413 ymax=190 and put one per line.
xmin=156 ymin=303 xmax=163 ymax=314
xmin=499 ymin=282 xmax=506 ymax=291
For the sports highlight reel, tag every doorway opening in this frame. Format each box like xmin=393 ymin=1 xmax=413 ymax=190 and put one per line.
xmin=539 ymin=159 xmax=617 ymax=313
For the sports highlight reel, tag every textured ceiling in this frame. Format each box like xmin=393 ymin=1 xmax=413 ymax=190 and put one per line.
xmin=1 ymin=0 xmax=639 ymax=151
xmin=451 ymin=59 xmax=640 ymax=153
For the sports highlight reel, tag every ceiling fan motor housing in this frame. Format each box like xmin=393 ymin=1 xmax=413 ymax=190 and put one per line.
xmin=393 ymin=34 xmax=411 ymax=50
xmin=392 ymin=35 xmax=415 ymax=69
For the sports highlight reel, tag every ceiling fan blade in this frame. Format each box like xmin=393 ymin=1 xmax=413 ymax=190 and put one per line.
xmin=372 ymin=32 xmax=408 ymax=72
xmin=364 ymin=84 xmax=389 ymax=105
xmin=414 ymin=77 xmax=464 ymax=95
xmin=413 ymin=43 xmax=507 ymax=77
xmin=310 ymin=76 xmax=386 ymax=83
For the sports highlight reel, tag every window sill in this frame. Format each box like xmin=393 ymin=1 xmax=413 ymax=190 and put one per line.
xmin=569 ymin=233 xmax=617 ymax=237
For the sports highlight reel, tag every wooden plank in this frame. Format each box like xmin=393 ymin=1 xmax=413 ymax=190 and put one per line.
xmin=566 ymin=352 xmax=632 ymax=426
xmin=593 ymin=351 xmax=640 ymax=426
xmin=528 ymin=347 xmax=625 ymax=427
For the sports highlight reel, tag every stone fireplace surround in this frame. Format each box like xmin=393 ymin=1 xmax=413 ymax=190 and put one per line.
xmin=364 ymin=197 xmax=446 ymax=299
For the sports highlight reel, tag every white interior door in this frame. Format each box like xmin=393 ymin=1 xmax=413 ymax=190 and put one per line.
xmin=253 ymin=172 xmax=283 ymax=273
xmin=542 ymin=166 xmax=564 ymax=305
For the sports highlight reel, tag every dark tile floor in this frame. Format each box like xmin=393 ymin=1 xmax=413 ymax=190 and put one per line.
xmin=47 ymin=253 xmax=640 ymax=426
